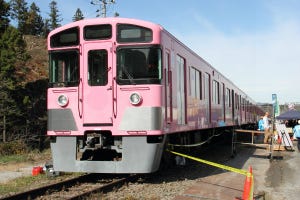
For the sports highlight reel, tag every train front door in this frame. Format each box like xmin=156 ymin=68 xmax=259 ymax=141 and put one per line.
xmin=81 ymin=43 xmax=113 ymax=126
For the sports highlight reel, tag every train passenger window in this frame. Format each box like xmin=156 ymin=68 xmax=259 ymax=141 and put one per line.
xmin=116 ymin=46 xmax=162 ymax=85
xmin=235 ymin=94 xmax=239 ymax=109
xmin=212 ymin=80 xmax=220 ymax=104
xmin=49 ymin=50 xmax=79 ymax=87
xmin=226 ymin=88 xmax=231 ymax=107
xmin=117 ymin=24 xmax=152 ymax=43
xmin=88 ymin=50 xmax=108 ymax=86
xmin=50 ymin=27 xmax=79 ymax=48
xmin=189 ymin=67 xmax=202 ymax=100
xmin=84 ymin=24 xmax=112 ymax=40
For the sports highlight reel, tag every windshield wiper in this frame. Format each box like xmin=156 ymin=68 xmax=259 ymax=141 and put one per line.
xmin=121 ymin=64 xmax=135 ymax=84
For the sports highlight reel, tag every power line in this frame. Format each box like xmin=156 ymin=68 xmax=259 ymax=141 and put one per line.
xmin=90 ymin=0 xmax=116 ymax=18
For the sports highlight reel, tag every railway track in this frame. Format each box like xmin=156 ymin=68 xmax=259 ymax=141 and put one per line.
xmin=1 ymin=136 xmax=236 ymax=200
xmin=0 ymin=173 xmax=139 ymax=200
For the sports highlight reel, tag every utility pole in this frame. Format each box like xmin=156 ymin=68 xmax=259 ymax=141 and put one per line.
xmin=90 ymin=0 xmax=116 ymax=18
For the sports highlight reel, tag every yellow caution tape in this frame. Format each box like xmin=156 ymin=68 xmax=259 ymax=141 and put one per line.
xmin=167 ymin=150 xmax=252 ymax=177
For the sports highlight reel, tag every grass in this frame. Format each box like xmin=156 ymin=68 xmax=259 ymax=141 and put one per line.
xmin=0 ymin=154 xmax=28 ymax=164
xmin=0 ymin=149 xmax=52 ymax=164
xmin=0 ymin=148 xmax=84 ymax=197
xmin=0 ymin=148 xmax=53 ymax=196
xmin=0 ymin=172 xmax=81 ymax=196
xmin=0 ymin=174 xmax=47 ymax=195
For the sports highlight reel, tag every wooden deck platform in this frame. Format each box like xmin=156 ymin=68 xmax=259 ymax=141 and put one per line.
xmin=234 ymin=129 xmax=265 ymax=144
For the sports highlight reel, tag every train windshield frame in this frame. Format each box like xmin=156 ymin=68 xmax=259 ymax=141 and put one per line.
xmin=49 ymin=50 xmax=79 ymax=87
xmin=116 ymin=45 xmax=162 ymax=85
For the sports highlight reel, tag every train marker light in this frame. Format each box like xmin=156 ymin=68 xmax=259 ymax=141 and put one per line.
xmin=57 ymin=94 xmax=69 ymax=107
xmin=129 ymin=92 xmax=142 ymax=105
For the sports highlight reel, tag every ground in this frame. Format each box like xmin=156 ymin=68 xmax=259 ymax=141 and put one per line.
xmin=0 ymin=161 xmax=44 ymax=184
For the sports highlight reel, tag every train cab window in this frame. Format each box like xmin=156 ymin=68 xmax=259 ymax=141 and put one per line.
xmin=88 ymin=50 xmax=108 ymax=86
xmin=84 ymin=24 xmax=112 ymax=40
xmin=117 ymin=24 xmax=152 ymax=43
xmin=49 ymin=50 xmax=79 ymax=87
xmin=50 ymin=27 xmax=79 ymax=47
xmin=116 ymin=46 xmax=162 ymax=85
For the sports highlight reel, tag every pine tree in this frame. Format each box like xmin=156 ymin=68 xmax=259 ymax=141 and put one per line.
xmin=26 ymin=2 xmax=44 ymax=36
xmin=10 ymin=0 xmax=28 ymax=33
xmin=43 ymin=18 xmax=50 ymax=38
xmin=0 ymin=0 xmax=10 ymax=36
xmin=0 ymin=26 xmax=28 ymax=89
xmin=0 ymin=26 xmax=28 ymax=142
xmin=72 ymin=8 xmax=84 ymax=22
xmin=49 ymin=0 xmax=62 ymax=30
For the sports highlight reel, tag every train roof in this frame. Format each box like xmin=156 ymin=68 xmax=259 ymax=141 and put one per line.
xmin=49 ymin=17 xmax=163 ymax=35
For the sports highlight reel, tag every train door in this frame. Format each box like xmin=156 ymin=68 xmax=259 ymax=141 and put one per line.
xmin=165 ymin=51 xmax=172 ymax=123
xmin=204 ymin=73 xmax=211 ymax=125
xmin=82 ymin=42 xmax=113 ymax=125
xmin=176 ymin=55 xmax=186 ymax=125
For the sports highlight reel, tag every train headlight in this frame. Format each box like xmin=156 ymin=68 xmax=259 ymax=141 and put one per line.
xmin=129 ymin=92 xmax=142 ymax=105
xmin=57 ymin=94 xmax=69 ymax=107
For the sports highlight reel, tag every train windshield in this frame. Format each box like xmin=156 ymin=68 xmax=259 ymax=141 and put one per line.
xmin=49 ymin=50 xmax=79 ymax=87
xmin=117 ymin=46 xmax=162 ymax=85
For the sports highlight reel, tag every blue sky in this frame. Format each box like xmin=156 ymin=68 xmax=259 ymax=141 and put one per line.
xmin=26 ymin=0 xmax=300 ymax=104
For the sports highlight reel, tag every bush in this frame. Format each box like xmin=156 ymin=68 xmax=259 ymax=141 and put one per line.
xmin=0 ymin=140 xmax=29 ymax=156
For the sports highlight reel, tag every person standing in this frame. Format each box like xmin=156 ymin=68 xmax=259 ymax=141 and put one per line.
xmin=258 ymin=116 xmax=264 ymax=131
xmin=293 ymin=120 xmax=300 ymax=151
xmin=263 ymin=112 xmax=271 ymax=144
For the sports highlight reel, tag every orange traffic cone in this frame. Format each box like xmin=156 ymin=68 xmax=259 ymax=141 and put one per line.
xmin=242 ymin=166 xmax=254 ymax=200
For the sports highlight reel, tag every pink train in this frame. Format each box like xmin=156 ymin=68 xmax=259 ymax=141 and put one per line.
xmin=47 ymin=18 xmax=263 ymax=173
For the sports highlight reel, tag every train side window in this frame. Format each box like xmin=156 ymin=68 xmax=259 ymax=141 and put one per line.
xmin=88 ymin=50 xmax=108 ymax=86
xmin=235 ymin=93 xmax=239 ymax=110
xmin=226 ymin=88 xmax=231 ymax=107
xmin=212 ymin=80 xmax=220 ymax=104
xmin=239 ymin=95 xmax=243 ymax=110
xmin=189 ymin=67 xmax=195 ymax=97
xmin=196 ymin=70 xmax=201 ymax=99
xmin=189 ymin=67 xmax=202 ymax=100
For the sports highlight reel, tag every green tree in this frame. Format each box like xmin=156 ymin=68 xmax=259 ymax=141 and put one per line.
xmin=0 ymin=26 xmax=28 ymax=142
xmin=72 ymin=8 xmax=84 ymax=22
xmin=0 ymin=0 xmax=10 ymax=36
xmin=26 ymin=2 xmax=44 ymax=36
xmin=49 ymin=0 xmax=62 ymax=30
xmin=21 ymin=79 xmax=48 ymax=150
xmin=43 ymin=18 xmax=50 ymax=38
xmin=9 ymin=0 xmax=28 ymax=33
xmin=0 ymin=26 xmax=27 ymax=87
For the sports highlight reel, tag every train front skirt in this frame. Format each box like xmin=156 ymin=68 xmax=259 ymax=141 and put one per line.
xmin=50 ymin=136 xmax=164 ymax=173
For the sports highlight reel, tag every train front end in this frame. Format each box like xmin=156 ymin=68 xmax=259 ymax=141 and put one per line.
xmin=47 ymin=18 xmax=165 ymax=173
